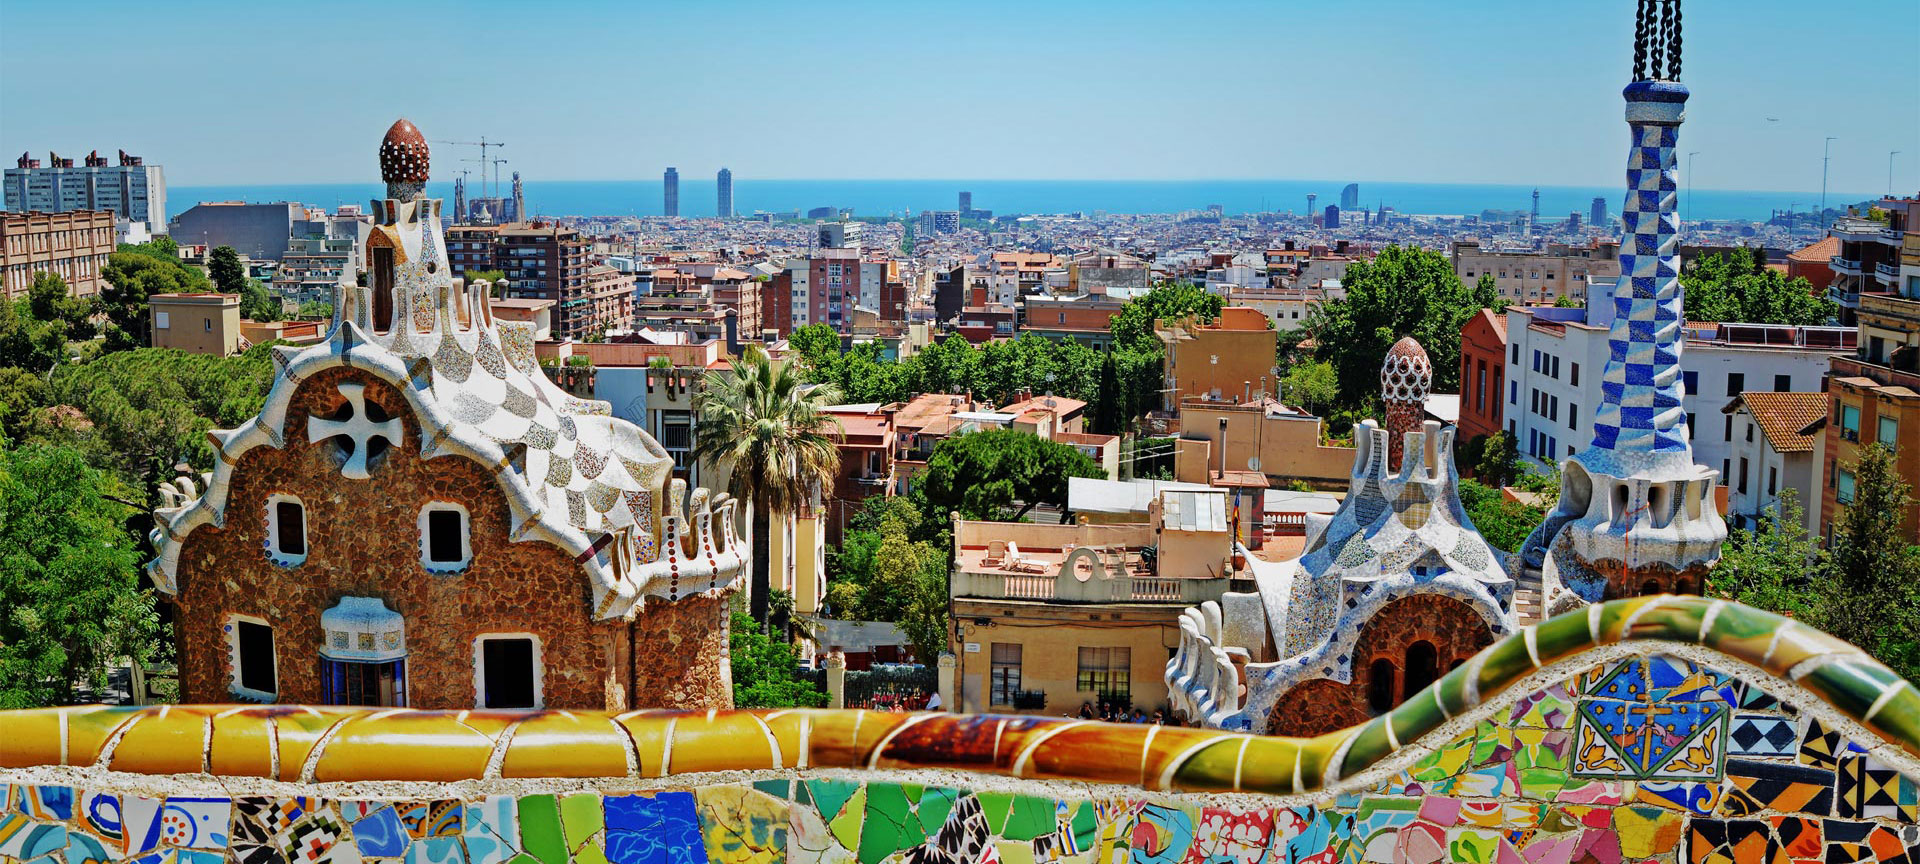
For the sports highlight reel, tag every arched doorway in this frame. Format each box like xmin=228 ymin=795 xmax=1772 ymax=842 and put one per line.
xmin=1403 ymin=640 xmax=1438 ymax=701
xmin=1367 ymin=658 xmax=1396 ymax=713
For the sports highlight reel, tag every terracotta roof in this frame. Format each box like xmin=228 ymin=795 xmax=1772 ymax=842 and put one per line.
xmin=1787 ymin=236 xmax=1841 ymax=263
xmin=1726 ymin=392 xmax=1828 ymax=454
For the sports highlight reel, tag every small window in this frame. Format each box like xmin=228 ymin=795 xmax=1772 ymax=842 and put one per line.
xmin=1367 ymin=658 xmax=1396 ymax=713
xmin=1837 ymin=469 xmax=1857 ymax=504
xmin=1774 ymin=374 xmax=1791 ymax=392
xmin=1727 ymin=373 xmax=1744 ymax=395
xmin=1746 ymin=422 xmax=1754 ymax=443
xmin=228 ymin=616 xmax=277 ymax=700
xmin=1682 ymin=371 xmax=1698 ymax=395
xmin=203 ymin=318 xmax=213 ymax=332
xmin=1687 ymin=413 xmax=1696 ymax=439
xmin=156 ymin=311 xmax=171 ymax=329
xmin=1878 ymin=415 xmax=1899 ymax=447
xmin=990 ymin=642 xmax=1023 ymax=706
xmin=475 ymin=634 xmax=541 ymax=708
xmin=419 ymin=503 xmax=471 ymax=571
xmin=1569 ymin=403 xmax=1579 ymax=431
xmin=1570 ymin=363 xmax=1579 ymax=386
xmin=266 ymin=494 xmax=307 ymax=565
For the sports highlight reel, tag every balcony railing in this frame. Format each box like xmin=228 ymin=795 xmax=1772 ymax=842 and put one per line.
xmin=1876 ymin=262 xmax=1901 ymax=283
xmin=952 ymin=568 xmax=1224 ymax=604
xmin=1831 ymin=256 xmax=1863 ymax=276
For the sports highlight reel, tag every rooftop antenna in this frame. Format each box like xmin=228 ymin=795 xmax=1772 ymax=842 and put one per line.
xmin=436 ymin=136 xmax=507 ymax=197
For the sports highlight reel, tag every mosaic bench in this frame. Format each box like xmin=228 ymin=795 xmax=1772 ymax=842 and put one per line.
xmin=3 ymin=596 xmax=1916 ymax=864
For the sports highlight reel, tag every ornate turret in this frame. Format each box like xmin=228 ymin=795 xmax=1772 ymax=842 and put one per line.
xmin=378 ymin=118 xmax=430 ymax=199
xmin=1380 ymin=336 xmax=1432 ymax=471
xmin=1520 ymin=0 xmax=1723 ymax=614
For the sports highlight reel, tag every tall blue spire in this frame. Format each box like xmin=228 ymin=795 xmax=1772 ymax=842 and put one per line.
xmin=1583 ymin=0 xmax=1692 ymax=478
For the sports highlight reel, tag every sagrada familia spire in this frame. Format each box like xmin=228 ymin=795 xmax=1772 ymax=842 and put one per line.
xmin=1522 ymin=0 xmax=1725 ymax=614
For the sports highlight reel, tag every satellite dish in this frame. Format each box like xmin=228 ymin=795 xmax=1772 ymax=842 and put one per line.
xmin=1247 ymin=457 xmax=1261 ymax=472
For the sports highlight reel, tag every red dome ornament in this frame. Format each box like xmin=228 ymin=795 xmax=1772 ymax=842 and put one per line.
xmin=378 ymin=118 xmax=430 ymax=186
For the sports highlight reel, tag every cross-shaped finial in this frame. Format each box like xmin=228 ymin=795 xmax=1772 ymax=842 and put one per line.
xmin=308 ymin=382 xmax=402 ymax=479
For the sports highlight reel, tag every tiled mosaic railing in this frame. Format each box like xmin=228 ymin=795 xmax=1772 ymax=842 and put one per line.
xmin=3 ymin=597 xmax=1916 ymax=863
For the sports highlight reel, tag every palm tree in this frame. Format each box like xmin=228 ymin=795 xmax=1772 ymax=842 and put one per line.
xmin=693 ymin=345 xmax=842 ymax=624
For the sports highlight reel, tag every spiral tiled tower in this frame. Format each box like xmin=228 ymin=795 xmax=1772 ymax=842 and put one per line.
xmin=1380 ymin=336 xmax=1431 ymax=471
xmin=1520 ymin=0 xmax=1724 ymax=613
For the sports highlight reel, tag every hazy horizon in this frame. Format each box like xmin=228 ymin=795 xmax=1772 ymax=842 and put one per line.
xmin=3 ymin=0 xmax=1914 ymax=195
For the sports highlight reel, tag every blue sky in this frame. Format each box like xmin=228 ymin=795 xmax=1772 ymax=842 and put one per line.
xmin=2 ymin=0 xmax=1914 ymax=193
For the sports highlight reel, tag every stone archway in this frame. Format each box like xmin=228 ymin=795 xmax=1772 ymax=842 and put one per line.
xmin=1268 ymin=593 xmax=1495 ymax=737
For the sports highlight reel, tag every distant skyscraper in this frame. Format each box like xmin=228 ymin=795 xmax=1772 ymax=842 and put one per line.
xmin=1339 ymin=183 xmax=1359 ymax=211
xmin=716 ymin=168 xmax=734 ymax=218
xmin=1306 ymin=193 xmax=1317 ymax=221
xmin=1590 ymin=196 xmax=1607 ymax=229
xmin=1324 ymin=205 xmax=1341 ymax=229
xmin=958 ymin=190 xmax=972 ymax=213
xmin=5 ymin=149 xmax=166 ymax=231
xmin=663 ymin=168 xmax=679 ymax=217
xmin=511 ymin=171 xmax=525 ymax=222
xmin=1530 ymin=188 xmax=1541 ymax=229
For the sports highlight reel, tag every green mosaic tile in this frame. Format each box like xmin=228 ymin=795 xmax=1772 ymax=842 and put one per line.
xmin=857 ymin=783 xmax=925 ymax=864
xmin=975 ymin=791 xmax=1012 ymax=835
xmin=1435 ymin=665 xmax=1476 ymax=720
xmin=558 ymin=793 xmax=600 ymax=853
xmin=1474 ymin=630 xmax=1542 ymax=702
xmin=1619 ymin=595 xmax=1711 ymax=642
xmin=515 ymin=794 xmax=567 ymax=864
xmin=1001 ymin=795 xmax=1054 ymax=842
xmin=1069 ymin=801 xmax=1096 ymax=850
xmin=1866 ymin=686 xmax=1920 ymax=760
xmin=1800 ymin=657 xmax=1894 ymax=720
xmin=1338 ymin=718 xmax=1396 ymax=779
xmin=1531 ymin=606 xmax=1597 ymax=666
xmin=750 ymin=779 xmax=791 ymax=801
xmin=915 ymin=787 xmax=959 ymax=836
xmin=806 ymin=779 xmax=859 ymax=821
xmin=1389 ymin=686 xmax=1448 ymax=746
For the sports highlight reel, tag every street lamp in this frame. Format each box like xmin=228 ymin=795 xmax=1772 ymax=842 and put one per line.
xmin=1821 ymin=137 xmax=1838 ymax=218
xmin=1686 ymin=152 xmax=1700 ymax=227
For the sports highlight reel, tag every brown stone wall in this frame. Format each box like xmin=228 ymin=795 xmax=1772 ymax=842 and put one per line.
xmin=630 ymin=592 xmax=734 ymax=710
xmin=172 ymin=366 xmax=621 ymax=710
xmin=1268 ymin=593 xmax=1495 ymax=737
xmin=1591 ymin=560 xmax=1712 ymax=599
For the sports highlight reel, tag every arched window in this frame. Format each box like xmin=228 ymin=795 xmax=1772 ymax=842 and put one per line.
xmin=1641 ymin=579 xmax=1663 ymax=596
xmin=1367 ymin=658 xmax=1396 ymax=714
xmin=1404 ymin=640 xmax=1439 ymax=701
xmin=369 ymin=235 xmax=395 ymax=333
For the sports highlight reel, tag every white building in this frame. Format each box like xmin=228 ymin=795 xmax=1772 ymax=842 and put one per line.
xmin=1721 ymin=392 xmax=1826 ymax=533
xmin=1502 ymin=303 xmax=1855 ymax=482
xmin=5 ymin=151 xmax=166 ymax=234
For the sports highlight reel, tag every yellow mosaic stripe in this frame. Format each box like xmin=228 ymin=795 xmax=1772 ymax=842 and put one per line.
xmin=1 ymin=597 xmax=1912 ymax=796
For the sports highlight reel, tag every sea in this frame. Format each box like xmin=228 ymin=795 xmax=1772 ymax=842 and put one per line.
xmin=167 ymin=179 xmax=1872 ymax=224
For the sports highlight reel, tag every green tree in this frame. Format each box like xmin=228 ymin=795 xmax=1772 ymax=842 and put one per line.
xmin=39 ymin=345 xmax=277 ymax=503
xmin=1681 ymin=249 xmax=1835 ymax=326
xmin=1457 ymin=478 xmax=1546 ymax=554
xmin=915 ymin=428 xmax=1105 ymax=523
xmin=1107 ymin=282 xmax=1221 ymax=352
xmin=727 ymin=611 xmax=827 ymax=708
xmin=1473 ymin=430 xmax=1523 ymax=488
xmin=1476 ymin=274 xmax=1509 ymax=314
xmin=1816 ymin=445 xmax=1920 ymax=680
xmin=0 ymin=444 xmax=163 ymax=707
xmin=866 ymin=513 xmax=951 ymax=660
xmin=101 ymin=248 xmax=211 ymax=351
xmin=1307 ymin=246 xmax=1483 ymax=407
xmin=1709 ymin=488 xmax=1821 ymax=620
xmin=1281 ymin=360 xmax=1338 ymax=414
xmin=208 ymin=246 xmax=248 ymax=294
xmin=694 ymin=345 xmax=843 ymax=623
xmin=0 ymin=273 xmax=92 ymax=372
xmin=788 ymin=323 xmax=842 ymax=371
xmin=295 ymin=301 xmax=334 ymax=321
xmin=1553 ymin=294 xmax=1582 ymax=309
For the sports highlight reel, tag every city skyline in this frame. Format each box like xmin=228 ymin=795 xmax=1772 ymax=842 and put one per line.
xmin=1 ymin=0 xmax=1913 ymax=194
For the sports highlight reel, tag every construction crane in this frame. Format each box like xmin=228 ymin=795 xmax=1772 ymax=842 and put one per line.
xmin=434 ymin=137 xmax=505 ymax=196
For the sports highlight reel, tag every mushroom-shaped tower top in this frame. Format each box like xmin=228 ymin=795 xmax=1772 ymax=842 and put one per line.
xmin=1380 ymin=336 xmax=1432 ymax=471
xmin=379 ymin=118 xmax=430 ymax=190
xmin=1380 ymin=336 xmax=1431 ymax=405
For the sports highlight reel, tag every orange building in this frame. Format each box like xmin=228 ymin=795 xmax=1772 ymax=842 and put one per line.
xmin=1157 ymin=307 xmax=1277 ymax=409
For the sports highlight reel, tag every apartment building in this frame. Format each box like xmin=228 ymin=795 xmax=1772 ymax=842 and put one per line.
xmin=1722 ymin=392 xmax=1826 ymax=532
xmin=1456 ymin=308 xmax=1508 ymax=446
xmin=948 ymin=490 xmax=1238 ymax=716
xmin=149 ymin=293 xmax=243 ymax=355
xmin=1816 ymin=199 xmax=1920 ymax=541
xmin=0 ymin=209 xmax=115 ymax=298
xmin=1503 ymin=305 xmax=1854 ymax=483
xmin=272 ymin=235 xmax=356 ymax=305
xmin=1451 ymin=239 xmax=1621 ymax=306
xmin=447 ymin=221 xmax=626 ymax=340
xmin=1017 ymin=294 xmax=1124 ymax=348
xmin=1157 ymin=307 xmax=1278 ymax=409
xmin=1827 ymin=201 xmax=1911 ymax=327
xmin=6 ymin=150 xmax=166 ymax=232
